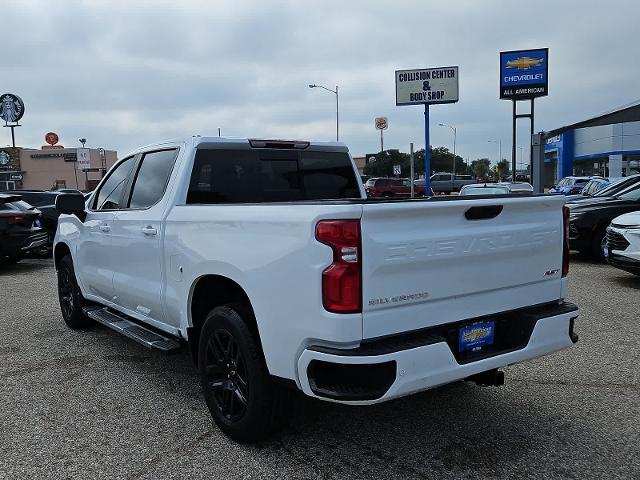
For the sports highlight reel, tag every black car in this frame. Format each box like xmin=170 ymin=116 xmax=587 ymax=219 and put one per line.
xmin=567 ymin=182 xmax=640 ymax=259
xmin=0 ymin=194 xmax=49 ymax=265
xmin=4 ymin=190 xmax=83 ymax=246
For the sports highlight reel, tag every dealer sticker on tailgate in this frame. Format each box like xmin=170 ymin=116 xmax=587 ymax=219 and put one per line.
xmin=459 ymin=321 xmax=495 ymax=353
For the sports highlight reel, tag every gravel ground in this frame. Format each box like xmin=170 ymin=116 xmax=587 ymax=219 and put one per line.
xmin=0 ymin=255 xmax=638 ymax=480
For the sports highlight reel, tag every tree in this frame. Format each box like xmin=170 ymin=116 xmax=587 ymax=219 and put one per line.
xmin=471 ymin=158 xmax=491 ymax=179
xmin=362 ymin=149 xmax=409 ymax=177
xmin=496 ymin=159 xmax=510 ymax=180
xmin=363 ymin=146 xmax=468 ymax=178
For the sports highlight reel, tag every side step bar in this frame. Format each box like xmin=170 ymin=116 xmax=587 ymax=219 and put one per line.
xmin=83 ymin=306 xmax=182 ymax=353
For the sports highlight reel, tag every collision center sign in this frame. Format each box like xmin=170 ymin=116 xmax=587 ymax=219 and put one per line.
xmin=395 ymin=66 xmax=459 ymax=106
xmin=500 ymin=48 xmax=548 ymax=100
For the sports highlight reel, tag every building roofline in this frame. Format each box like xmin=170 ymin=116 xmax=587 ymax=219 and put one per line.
xmin=546 ymin=98 xmax=640 ymax=137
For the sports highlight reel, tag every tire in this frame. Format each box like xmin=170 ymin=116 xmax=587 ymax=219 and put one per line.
xmin=591 ymin=228 xmax=607 ymax=261
xmin=198 ymin=303 xmax=290 ymax=443
xmin=57 ymin=255 xmax=92 ymax=329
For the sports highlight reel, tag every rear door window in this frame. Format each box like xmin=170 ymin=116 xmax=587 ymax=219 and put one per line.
xmin=187 ymin=149 xmax=360 ymax=203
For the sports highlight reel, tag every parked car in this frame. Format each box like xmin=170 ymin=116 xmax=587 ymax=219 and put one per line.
xmin=567 ymin=174 xmax=640 ymax=204
xmin=5 ymin=189 xmax=86 ymax=250
xmin=365 ymin=177 xmax=426 ymax=197
xmin=0 ymin=194 xmax=49 ymax=265
xmin=5 ymin=190 xmax=62 ymax=245
xmin=429 ymin=172 xmax=476 ymax=194
xmin=568 ymin=181 xmax=640 ymax=259
xmin=549 ymin=176 xmax=595 ymax=195
xmin=54 ymin=136 xmax=578 ymax=443
xmin=459 ymin=182 xmax=533 ymax=196
xmin=605 ymin=211 xmax=640 ymax=275
xmin=564 ymin=178 xmax=611 ymax=201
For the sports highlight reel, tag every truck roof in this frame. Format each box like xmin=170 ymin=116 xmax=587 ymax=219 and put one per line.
xmin=124 ymin=136 xmax=348 ymax=158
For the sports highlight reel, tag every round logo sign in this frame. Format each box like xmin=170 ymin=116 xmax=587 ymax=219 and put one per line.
xmin=0 ymin=93 xmax=25 ymax=123
xmin=375 ymin=117 xmax=388 ymax=130
xmin=45 ymin=132 xmax=59 ymax=145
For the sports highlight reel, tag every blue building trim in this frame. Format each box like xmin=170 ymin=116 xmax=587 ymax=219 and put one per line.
xmin=560 ymin=130 xmax=574 ymax=178
xmin=574 ymin=149 xmax=640 ymax=160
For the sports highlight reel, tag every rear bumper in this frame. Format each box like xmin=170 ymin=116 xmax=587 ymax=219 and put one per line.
xmin=1 ymin=230 xmax=48 ymax=257
xmin=297 ymin=302 xmax=578 ymax=405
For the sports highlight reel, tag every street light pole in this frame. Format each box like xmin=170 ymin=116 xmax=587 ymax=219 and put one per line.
xmin=439 ymin=123 xmax=457 ymax=175
xmin=309 ymin=84 xmax=339 ymax=141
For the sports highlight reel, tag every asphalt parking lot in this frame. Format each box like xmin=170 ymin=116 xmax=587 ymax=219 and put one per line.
xmin=1 ymin=256 xmax=638 ymax=480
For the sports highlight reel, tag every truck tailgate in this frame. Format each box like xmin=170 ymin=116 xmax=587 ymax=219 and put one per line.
xmin=360 ymin=196 xmax=566 ymax=339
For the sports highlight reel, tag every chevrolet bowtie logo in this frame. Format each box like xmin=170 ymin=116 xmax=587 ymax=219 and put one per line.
xmin=506 ymin=56 xmax=544 ymax=70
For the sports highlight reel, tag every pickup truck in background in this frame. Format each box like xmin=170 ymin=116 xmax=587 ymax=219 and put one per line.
xmin=430 ymin=172 xmax=476 ymax=194
xmin=54 ymin=136 xmax=579 ymax=442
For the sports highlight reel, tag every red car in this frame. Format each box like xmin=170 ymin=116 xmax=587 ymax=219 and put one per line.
xmin=365 ymin=178 xmax=427 ymax=198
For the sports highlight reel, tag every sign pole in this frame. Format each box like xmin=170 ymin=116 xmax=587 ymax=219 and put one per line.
xmin=410 ymin=142 xmax=415 ymax=198
xmin=424 ymin=104 xmax=430 ymax=194
xmin=512 ymin=100 xmax=517 ymax=181
xmin=530 ymin=98 xmax=535 ymax=179
xmin=380 ymin=129 xmax=384 ymax=152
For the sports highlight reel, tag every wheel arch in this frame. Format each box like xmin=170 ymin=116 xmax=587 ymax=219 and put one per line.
xmin=187 ymin=274 xmax=263 ymax=366
xmin=53 ymin=242 xmax=72 ymax=270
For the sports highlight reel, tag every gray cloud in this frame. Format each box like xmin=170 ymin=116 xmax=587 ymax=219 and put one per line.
xmin=3 ymin=0 xmax=639 ymax=163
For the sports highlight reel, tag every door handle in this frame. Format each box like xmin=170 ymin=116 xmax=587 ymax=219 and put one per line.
xmin=141 ymin=226 xmax=157 ymax=236
xmin=99 ymin=224 xmax=111 ymax=232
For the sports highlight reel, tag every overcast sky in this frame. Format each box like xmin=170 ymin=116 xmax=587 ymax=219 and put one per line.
xmin=4 ymin=0 xmax=639 ymax=164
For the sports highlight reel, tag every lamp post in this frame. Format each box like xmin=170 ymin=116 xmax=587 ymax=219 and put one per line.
xmin=438 ymin=123 xmax=457 ymax=175
xmin=309 ymin=84 xmax=339 ymax=141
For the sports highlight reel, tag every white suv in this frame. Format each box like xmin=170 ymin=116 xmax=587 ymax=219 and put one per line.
xmin=605 ymin=211 xmax=640 ymax=275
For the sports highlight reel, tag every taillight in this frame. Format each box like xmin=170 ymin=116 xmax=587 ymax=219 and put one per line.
xmin=315 ymin=220 xmax=362 ymax=313
xmin=7 ymin=214 xmax=27 ymax=225
xmin=562 ymin=206 xmax=570 ymax=277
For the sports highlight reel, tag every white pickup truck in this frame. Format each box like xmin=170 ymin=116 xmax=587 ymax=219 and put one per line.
xmin=54 ymin=136 xmax=579 ymax=442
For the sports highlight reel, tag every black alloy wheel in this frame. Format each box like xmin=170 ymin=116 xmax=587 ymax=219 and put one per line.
xmin=203 ymin=329 xmax=249 ymax=422
xmin=57 ymin=255 xmax=92 ymax=329
xmin=58 ymin=265 xmax=75 ymax=320
xmin=198 ymin=303 xmax=291 ymax=443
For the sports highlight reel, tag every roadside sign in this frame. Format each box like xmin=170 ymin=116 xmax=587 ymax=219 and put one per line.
xmin=393 ymin=164 xmax=401 ymax=175
xmin=395 ymin=66 xmax=459 ymax=106
xmin=500 ymin=48 xmax=548 ymax=100
xmin=375 ymin=117 xmax=388 ymax=130
xmin=77 ymin=148 xmax=90 ymax=170
xmin=395 ymin=66 xmax=459 ymax=194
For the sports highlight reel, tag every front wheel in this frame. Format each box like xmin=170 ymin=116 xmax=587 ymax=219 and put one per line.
xmin=57 ymin=255 xmax=92 ymax=329
xmin=198 ymin=303 xmax=290 ymax=443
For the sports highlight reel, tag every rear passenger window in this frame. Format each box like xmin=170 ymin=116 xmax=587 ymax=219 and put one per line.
xmin=186 ymin=149 xmax=360 ymax=203
xmin=128 ymin=149 xmax=178 ymax=209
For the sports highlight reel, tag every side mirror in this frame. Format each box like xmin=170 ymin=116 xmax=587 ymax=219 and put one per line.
xmin=56 ymin=192 xmax=86 ymax=221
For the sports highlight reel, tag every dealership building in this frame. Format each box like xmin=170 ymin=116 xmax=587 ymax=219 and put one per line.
xmin=544 ymin=101 xmax=640 ymax=186
xmin=0 ymin=145 xmax=117 ymax=191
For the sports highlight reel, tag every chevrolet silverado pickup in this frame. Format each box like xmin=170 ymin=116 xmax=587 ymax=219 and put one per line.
xmin=53 ymin=136 xmax=579 ymax=442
